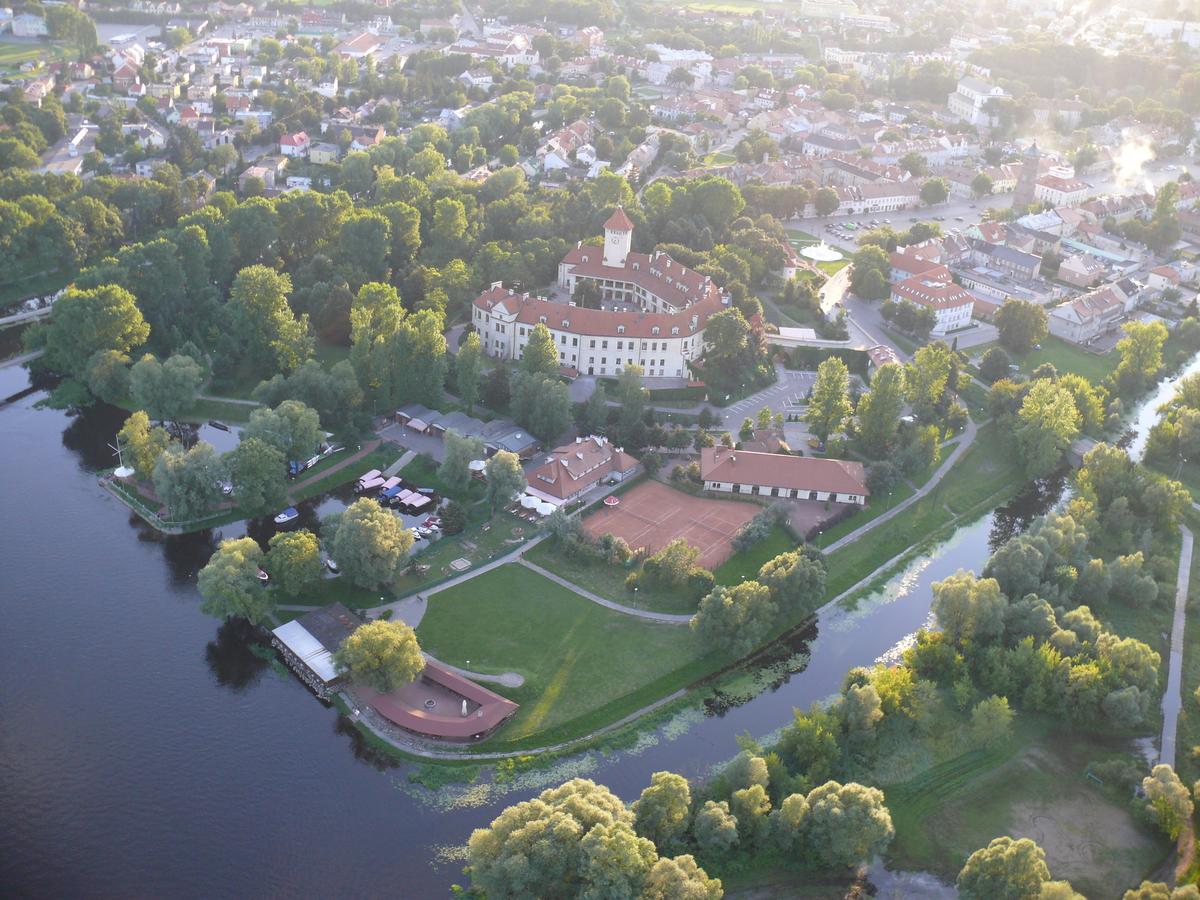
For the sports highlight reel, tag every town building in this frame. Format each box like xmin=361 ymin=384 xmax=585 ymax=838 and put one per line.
xmin=700 ymin=447 xmax=869 ymax=505
xmin=1035 ymin=174 xmax=1090 ymax=207
xmin=947 ymin=76 xmax=1008 ymax=127
xmin=271 ymin=603 xmax=359 ymax=699
xmin=1046 ymin=286 xmax=1127 ymax=344
xmin=279 ymin=131 xmax=310 ymax=157
xmin=890 ymin=267 xmax=975 ymax=336
xmin=525 ymin=435 xmax=638 ymax=505
xmin=1058 ymin=253 xmax=1108 ymax=288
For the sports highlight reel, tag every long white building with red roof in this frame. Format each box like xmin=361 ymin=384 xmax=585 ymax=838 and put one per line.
xmin=471 ymin=210 xmax=729 ymax=378
xmin=890 ymin=265 xmax=975 ymax=336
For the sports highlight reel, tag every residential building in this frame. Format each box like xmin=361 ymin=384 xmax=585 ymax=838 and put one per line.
xmin=1046 ymin=286 xmax=1126 ymax=344
xmin=279 ymin=131 xmax=310 ymax=157
xmin=1035 ymin=174 xmax=1090 ymax=207
xmin=890 ymin=267 xmax=975 ymax=335
xmin=308 ymin=142 xmax=340 ymax=165
xmin=12 ymin=13 xmax=47 ymax=37
xmin=700 ymin=447 xmax=869 ymax=505
xmin=947 ymin=76 xmax=1008 ymax=127
xmin=524 ymin=435 xmax=638 ymax=505
xmin=1147 ymin=265 xmax=1183 ymax=291
xmin=1058 ymin=253 xmax=1107 ymax=288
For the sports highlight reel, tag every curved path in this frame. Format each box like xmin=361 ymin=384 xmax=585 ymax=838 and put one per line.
xmin=517 ymin=558 xmax=694 ymax=624
xmin=822 ymin=416 xmax=978 ymax=554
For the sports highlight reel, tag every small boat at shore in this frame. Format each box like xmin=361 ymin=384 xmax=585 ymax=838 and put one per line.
xmin=273 ymin=507 xmax=299 ymax=525
xmin=256 ymin=568 xmax=270 ymax=583
xmin=207 ymin=420 xmax=231 ymax=432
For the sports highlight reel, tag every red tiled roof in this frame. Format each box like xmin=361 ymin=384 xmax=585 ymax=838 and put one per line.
xmin=605 ymin=206 xmax=634 ymax=231
xmin=560 ymin=246 xmax=722 ymax=311
xmin=528 ymin=435 xmax=638 ymax=500
xmin=892 ymin=270 xmax=973 ymax=311
xmin=701 ymin=447 xmax=869 ymax=496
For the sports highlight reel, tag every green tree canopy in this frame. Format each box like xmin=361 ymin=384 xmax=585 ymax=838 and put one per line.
xmin=995 ymin=300 xmax=1048 ymax=356
xmin=326 ymin=498 xmax=414 ymax=589
xmin=485 ymin=450 xmax=527 ymax=512
xmin=957 ymin=836 xmax=1052 ymax=900
xmin=264 ymin=529 xmax=323 ymax=599
xmin=225 ymin=437 xmax=287 ymax=518
xmin=129 ymin=353 xmax=203 ymax=424
xmin=334 ymin=619 xmax=424 ymax=693
xmin=197 ymin=537 xmax=273 ymax=625
xmin=43 ymin=284 xmax=149 ymax=378
xmin=805 ymin=357 xmax=852 ymax=444
xmin=152 ymin=441 xmax=222 ymax=522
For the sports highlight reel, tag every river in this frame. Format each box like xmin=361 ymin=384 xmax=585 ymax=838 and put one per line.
xmin=0 ymin=357 xmax=1194 ymax=896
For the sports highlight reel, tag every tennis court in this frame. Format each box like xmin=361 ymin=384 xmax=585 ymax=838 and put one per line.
xmin=582 ymin=480 xmax=759 ymax=570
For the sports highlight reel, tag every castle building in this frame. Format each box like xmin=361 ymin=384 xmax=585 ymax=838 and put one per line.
xmin=471 ymin=210 xmax=729 ymax=378
xmin=1012 ymin=142 xmax=1040 ymax=210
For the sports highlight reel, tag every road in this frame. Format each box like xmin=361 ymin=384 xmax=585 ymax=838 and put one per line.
xmin=1160 ymin=524 xmax=1194 ymax=768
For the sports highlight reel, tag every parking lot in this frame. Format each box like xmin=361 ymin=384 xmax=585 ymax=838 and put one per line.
xmin=717 ymin=370 xmax=817 ymax=427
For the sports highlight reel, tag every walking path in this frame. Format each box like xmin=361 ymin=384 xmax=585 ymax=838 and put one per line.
xmin=822 ymin=416 xmax=978 ymax=554
xmin=383 ymin=449 xmax=415 ymax=477
xmin=518 ymin=558 xmax=694 ymax=624
xmin=197 ymin=393 xmax=260 ymax=407
xmin=0 ymin=349 xmax=42 ymax=370
xmin=1160 ymin=524 xmax=1194 ymax=768
xmin=285 ymin=439 xmax=383 ymax=501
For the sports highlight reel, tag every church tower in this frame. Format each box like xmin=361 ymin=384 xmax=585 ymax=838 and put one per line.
xmin=1011 ymin=142 xmax=1040 ymax=211
xmin=602 ymin=207 xmax=634 ymax=268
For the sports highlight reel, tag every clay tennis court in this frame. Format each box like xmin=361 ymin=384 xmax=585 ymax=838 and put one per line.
xmin=582 ymin=480 xmax=760 ymax=570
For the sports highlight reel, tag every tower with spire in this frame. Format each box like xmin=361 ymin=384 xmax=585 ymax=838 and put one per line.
xmin=1011 ymin=142 xmax=1040 ymax=211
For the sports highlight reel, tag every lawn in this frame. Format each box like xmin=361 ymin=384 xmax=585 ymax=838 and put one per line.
xmin=822 ymin=423 xmax=1025 ymax=599
xmin=414 ymin=564 xmax=719 ymax=748
xmin=885 ymin=716 xmax=1167 ymax=899
xmin=703 ymin=151 xmax=737 ymax=165
xmin=986 ymin=336 xmax=1119 ymax=383
xmin=0 ymin=40 xmax=69 ymax=72
xmin=390 ymin=510 xmax=533 ymax=597
xmin=184 ymin=397 xmax=258 ymax=425
xmin=713 ymin=524 xmax=797 ymax=586
xmin=812 ymin=479 xmax=917 ymax=549
xmin=289 ymin=575 xmax=383 ymax=610
xmin=523 ymin=538 xmax=702 ymax=614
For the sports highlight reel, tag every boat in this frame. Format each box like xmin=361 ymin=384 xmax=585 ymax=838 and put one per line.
xmin=273 ymin=507 xmax=300 ymax=525
xmin=256 ymin=568 xmax=270 ymax=583
xmin=325 ymin=558 xmax=340 ymax=574
xmin=207 ymin=420 xmax=230 ymax=432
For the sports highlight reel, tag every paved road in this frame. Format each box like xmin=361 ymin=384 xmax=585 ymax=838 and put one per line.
xmin=0 ymin=349 xmax=42 ymax=370
xmin=518 ymin=558 xmax=693 ymax=624
xmin=818 ymin=264 xmax=850 ymax=317
xmin=1160 ymin=524 xmax=1194 ymax=768
xmin=822 ymin=416 xmax=978 ymax=555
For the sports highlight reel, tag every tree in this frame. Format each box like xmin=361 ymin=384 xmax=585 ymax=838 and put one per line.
xmin=957 ymin=837 xmax=1051 ymax=900
xmin=197 ymin=537 xmax=273 ymax=625
xmin=228 ymin=265 xmax=311 ymax=373
xmin=849 ymin=245 xmax=891 ymax=300
xmin=1016 ymin=379 xmax=1081 ymax=478
xmin=578 ymin=821 xmax=658 ymax=899
xmin=856 ymin=363 xmax=906 ymax=457
xmin=805 ymin=357 xmax=852 ymax=444
xmin=841 ymin=683 xmax=883 ymax=736
xmin=804 ymin=781 xmax=894 ymax=868
xmin=995 ymin=300 xmax=1048 ymax=356
xmin=225 ymin=437 xmax=287 ymax=518
xmin=642 ymin=855 xmax=722 ymax=900
xmin=756 ymin=547 xmax=827 ymax=617
xmin=243 ymin=400 xmax=322 ymax=460
xmin=920 ymin=178 xmax=949 ymax=206
xmin=117 ymin=410 xmax=170 ymax=480
xmin=326 ymin=498 xmax=414 ymax=589
xmin=980 ymin=347 xmax=1013 ymax=384
xmin=582 ymin=382 xmax=610 ymax=435
xmin=1114 ymin=320 xmax=1168 ymax=397
xmin=814 ymin=187 xmax=840 ymax=217
xmin=906 ymin=342 xmax=954 ymax=422
xmin=693 ymin=800 xmax=739 ymax=856
xmin=972 ymin=172 xmax=994 ymax=199
xmin=468 ymin=779 xmax=642 ymax=899
xmin=730 ymin=784 xmax=771 ymax=845
xmin=692 ymin=581 xmax=777 ymax=656
xmin=152 ymin=442 xmax=222 ymax=522
xmin=455 ymin=331 xmax=484 ymax=412
xmin=334 ymin=620 xmax=424 ymax=693
xmin=615 ymin=364 xmax=648 ymax=429
xmin=521 ymin=322 xmax=560 ymax=375
xmin=932 ymin=570 xmax=1007 ymax=646
xmin=634 ymin=772 xmax=692 ymax=849
xmin=129 ymin=353 xmax=203 ymax=424
xmin=85 ymin=349 xmax=131 ymax=403
xmin=970 ymin=695 xmax=1014 ymax=747
xmin=485 ymin=451 xmax=526 ymax=512
xmin=1142 ymin=764 xmax=1193 ymax=839
xmin=43 ymin=285 xmax=149 ymax=378
xmin=1124 ymin=882 xmax=1200 ymax=899
xmin=899 ymin=151 xmax=929 ymax=177
xmin=511 ymin=371 xmax=573 ymax=443
xmin=442 ymin=501 xmax=467 ymax=535
xmin=264 ymin=529 xmax=322 ymax=598
xmin=439 ymin=431 xmax=485 ymax=497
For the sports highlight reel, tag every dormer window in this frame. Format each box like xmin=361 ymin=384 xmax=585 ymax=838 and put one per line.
xmin=562 ymin=320 xmax=570 ymax=328
xmin=651 ymin=326 xmax=660 ymax=335
xmin=671 ymin=326 xmax=679 ymax=335
xmin=617 ymin=325 xmax=625 ymax=334
xmin=632 ymin=262 xmax=639 ymax=270
xmin=539 ymin=315 xmax=547 ymax=323
xmin=581 ymin=255 xmax=588 ymax=263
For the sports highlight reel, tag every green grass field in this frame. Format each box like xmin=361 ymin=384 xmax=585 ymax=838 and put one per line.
xmin=0 ymin=40 xmax=69 ymax=72
xmin=970 ymin=337 xmax=1118 ymax=384
xmin=399 ymin=453 xmax=485 ymax=504
xmin=1175 ymin=511 xmax=1200 ymax=785
xmin=391 ymin=510 xmax=532 ymax=597
xmin=523 ymin=538 xmax=701 ymax=614
xmin=886 ymin=716 xmax=1167 ymax=898
xmin=822 ymin=423 xmax=1025 ymax=599
xmin=713 ymin=524 xmax=796 ymax=586
xmin=415 ymin=564 xmax=720 ymax=747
